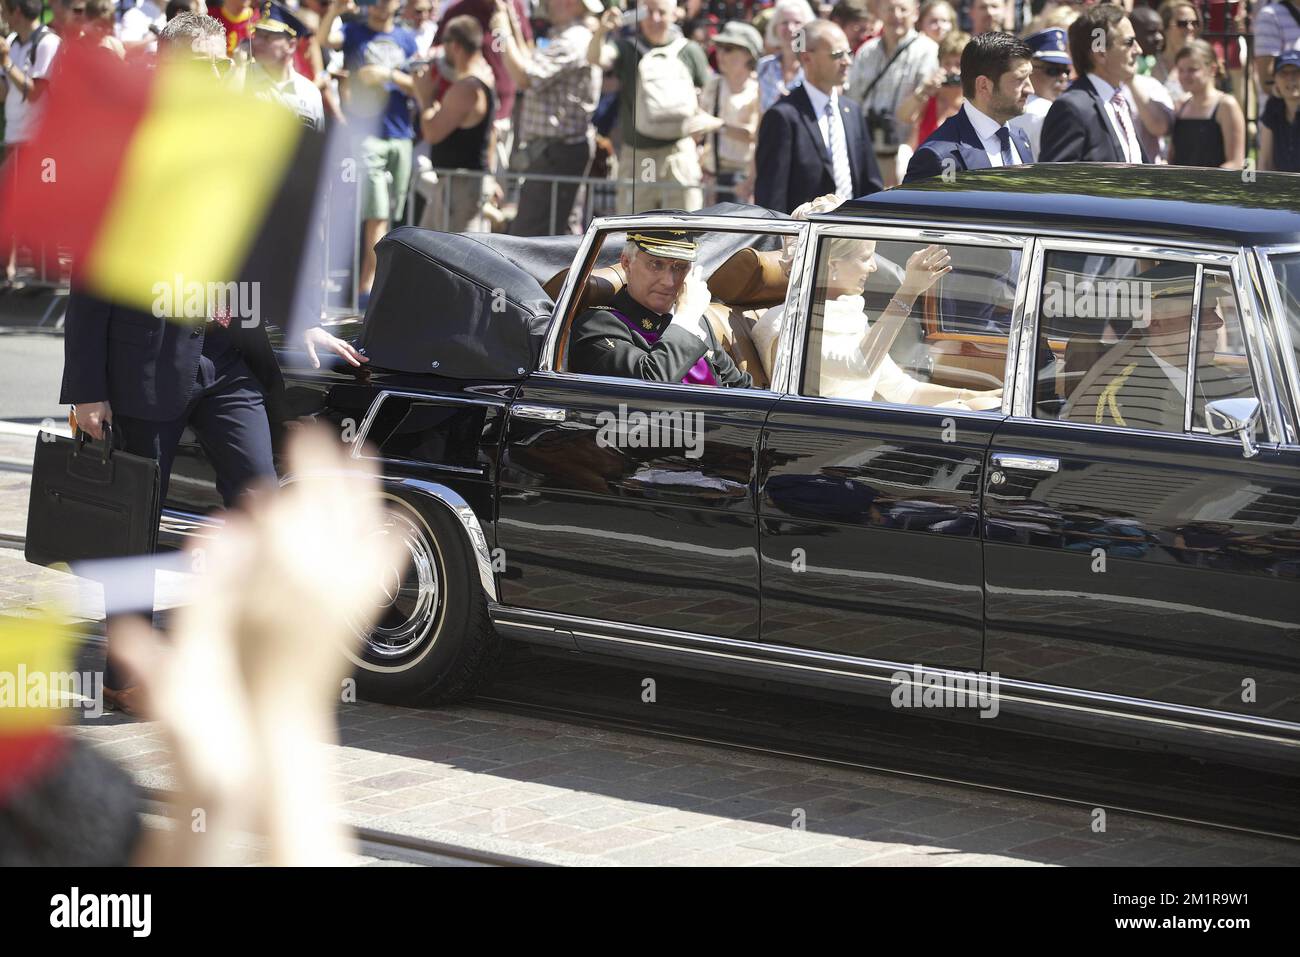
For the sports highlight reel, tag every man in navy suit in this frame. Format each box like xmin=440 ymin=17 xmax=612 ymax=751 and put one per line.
xmin=904 ymin=32 xmax=1034 ymax=183
xmin=755 ymin=19 xmax=883 ymax=214
xmin=59 ymin=291 xmax=365 ymax=707
xmin=1039 ymin=4 xmax=1160 ymax=163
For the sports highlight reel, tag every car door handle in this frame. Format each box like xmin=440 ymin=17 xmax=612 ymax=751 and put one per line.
xmin=992 ymin=453 xmax=1059 ymax=473
xmin=512 ymin=405 xmax=567 ymax=422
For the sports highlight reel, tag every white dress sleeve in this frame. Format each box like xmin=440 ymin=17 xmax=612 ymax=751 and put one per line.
xmin=819 ymin=298 xmax=919 ymax=404
xmin=750 ymin=302 xmax=785 ymax=378
xmin=872 ymin=355 xmax=918 ymax=405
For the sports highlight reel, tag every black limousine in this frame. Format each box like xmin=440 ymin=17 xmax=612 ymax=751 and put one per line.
xmin=158 ymin=165 xmax=1300 ymax=772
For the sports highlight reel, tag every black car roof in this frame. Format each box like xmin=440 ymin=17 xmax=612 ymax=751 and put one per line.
xmin=828 ymin=164 xmax=1300 ymax=246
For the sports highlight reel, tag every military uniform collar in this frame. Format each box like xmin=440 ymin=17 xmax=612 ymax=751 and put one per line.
xmin=611 ymin=288 xmax=671 ymax=335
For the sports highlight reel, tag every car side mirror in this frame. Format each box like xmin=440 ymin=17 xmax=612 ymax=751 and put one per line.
xmin=1205 ymin=397 xmax=1262 ymax=459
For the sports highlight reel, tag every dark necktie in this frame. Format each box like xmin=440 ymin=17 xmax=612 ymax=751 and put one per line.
xmin=995 ymin=126 xmax=1015 ymax=166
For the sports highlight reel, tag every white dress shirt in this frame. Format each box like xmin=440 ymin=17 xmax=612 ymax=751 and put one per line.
xmin=803 ymin=81 xmax=855 ymax=199
xmin=1008 ymin=94 xmax=1051 ymax=160
xmin=962 ymin=102 xmax=1028 ymax=167
xmin=1089 ymin=74 xmax=1144 ymax=163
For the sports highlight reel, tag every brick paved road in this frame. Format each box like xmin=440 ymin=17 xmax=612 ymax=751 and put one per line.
xmin=66 ymin=696 xmax=1300 ymax=867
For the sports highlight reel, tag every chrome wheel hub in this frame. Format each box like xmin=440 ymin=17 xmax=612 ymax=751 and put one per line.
xmin=352 ymin=507 xmax=441 ymax=659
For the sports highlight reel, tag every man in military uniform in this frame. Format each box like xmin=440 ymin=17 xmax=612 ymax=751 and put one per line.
xmin=568 ymin=229 xmax=752 ymax=388
xmin=1062 ymin=267 xmax=1248 ymax=433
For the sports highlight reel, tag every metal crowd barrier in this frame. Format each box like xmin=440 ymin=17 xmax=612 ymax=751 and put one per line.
xmin=405 ymin=165 xmax=739 ymax=236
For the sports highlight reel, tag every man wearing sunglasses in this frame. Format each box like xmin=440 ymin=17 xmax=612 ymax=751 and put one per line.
xmin=756 ymin=19 xmax=882 ymax=213
xmin=1008 ymin=27 xmax=1071 ymax=158
xmin=1040 ymin=4 xmax=1165 ymax=163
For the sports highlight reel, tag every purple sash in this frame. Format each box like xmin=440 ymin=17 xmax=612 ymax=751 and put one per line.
xmin=608 ymin=309 xmax=718 ymax=388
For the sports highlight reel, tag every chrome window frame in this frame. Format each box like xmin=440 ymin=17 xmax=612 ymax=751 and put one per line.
xmin=785 ymin=219 xmax=1033 ymax=416
xmin=1252 ymin=243 xmax=1300 ymax=446
xmin=1184 ymin=264 xmax=1206 ymax=435
xmin=1008 ymin=236 xmax=1287 ymax=446
xmin=536 ymin=213 xmax=808 ymax=401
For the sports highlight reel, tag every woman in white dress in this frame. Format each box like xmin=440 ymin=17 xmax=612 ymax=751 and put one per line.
xmin=752 ymin=238 xmax=1004 ymax=411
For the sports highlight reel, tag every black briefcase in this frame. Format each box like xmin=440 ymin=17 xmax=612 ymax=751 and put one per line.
xmin=24 ymin=424 xmax=161 ymax=568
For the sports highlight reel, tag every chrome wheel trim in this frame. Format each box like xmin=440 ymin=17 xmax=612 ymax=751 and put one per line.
xmin=348 ymin=497 xmax=444 ymax=663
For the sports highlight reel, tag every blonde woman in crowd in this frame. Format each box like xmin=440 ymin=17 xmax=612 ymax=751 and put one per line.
xmin=757 ymin=0 xmax=815 ymax=111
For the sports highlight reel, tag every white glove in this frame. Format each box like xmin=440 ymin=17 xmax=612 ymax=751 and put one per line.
xmin=667 ymin=267 xmax=712 ymax=345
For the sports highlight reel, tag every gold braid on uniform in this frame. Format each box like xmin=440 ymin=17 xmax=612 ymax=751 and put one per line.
xmin=1096 ymin=361 xmax=1138 ymax=427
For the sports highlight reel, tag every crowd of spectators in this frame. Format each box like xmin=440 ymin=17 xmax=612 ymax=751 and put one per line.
xmin=0 ymin=0 xmax=1289 ymax=294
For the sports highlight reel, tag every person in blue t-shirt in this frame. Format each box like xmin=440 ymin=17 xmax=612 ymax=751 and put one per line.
xmin=319 ymin=0 xmax=419 ymax=302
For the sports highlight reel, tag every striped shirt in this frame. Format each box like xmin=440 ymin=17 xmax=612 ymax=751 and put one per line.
xmin=1255 ymin=2 xmax=1300 ymax=58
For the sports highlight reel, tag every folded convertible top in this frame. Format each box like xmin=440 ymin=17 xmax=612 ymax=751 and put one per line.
xmin=358 ymin=204 xmax=788 ymax=379
xmin=359 ymin=228 xmax=554 ymax=379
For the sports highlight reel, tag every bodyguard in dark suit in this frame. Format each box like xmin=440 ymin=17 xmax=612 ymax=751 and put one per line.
xmin=755 ymin=20 xmax=883 ymax=214
xmin=59 ymin=289 xmax=367 ymax=703
xmin=905 ymin=32 xmax=1034 ymax=183
xmin=1039 ymin=5 xmax=1158 ymax=164
xmin=60 ymin=293 xmax=285 ymax=507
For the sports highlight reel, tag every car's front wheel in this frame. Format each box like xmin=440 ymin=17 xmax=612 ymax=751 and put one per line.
xmin=349 ymin=491 xmax=501 ymax=705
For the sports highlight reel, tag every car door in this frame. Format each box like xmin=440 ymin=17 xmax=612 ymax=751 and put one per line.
xmin=757 ymin=223 xmax=1031 ymax=671
xmin=494 ymin=217 xmax=801 ymax=643
xmin=983 ymin=239 xmax=1300 ymax=729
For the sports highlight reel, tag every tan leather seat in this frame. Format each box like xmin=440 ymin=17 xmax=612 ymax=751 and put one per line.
xmin=707 ymin=247 xmax=789 ymax=308
xmin=702 ymin=304 xmax=770 ymax=390
xmin=702 ymin=247 xmax=788 ymax=389
xmin=545 ymin=264 xmax=627 ymax=312
xmin=552 ymin=264 xmax=627 ymax=371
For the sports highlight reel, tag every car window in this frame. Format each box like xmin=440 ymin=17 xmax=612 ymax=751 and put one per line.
xmin=1037 ymin=254 xmax=1262 ymax=436
xmin=1191 ymin=270 xmax=1261 ymax=432
xmin=560 ymin=228 xmax=790 ymax=392
xmin=798 ymin=235 xmax=1014 ymax=412
xmin=1267 ymin=251 xmax=1300 ymax=407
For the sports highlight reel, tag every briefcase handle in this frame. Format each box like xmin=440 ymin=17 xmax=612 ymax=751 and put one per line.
xmin=74 ymin=421 xmax=115 ymax=464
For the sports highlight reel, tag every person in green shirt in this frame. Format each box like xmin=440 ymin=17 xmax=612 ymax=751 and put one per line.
xmin=589 ymin=0 xmax=710 ymax=212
